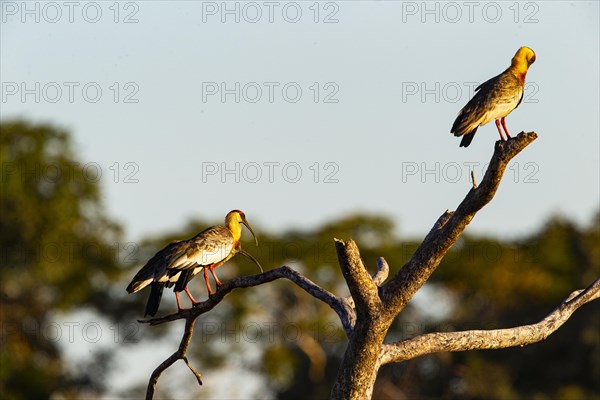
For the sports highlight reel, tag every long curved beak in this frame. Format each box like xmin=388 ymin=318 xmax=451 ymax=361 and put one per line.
xmin=242 ymin=218 xmax=259 ymax=246
xmin=238 ymin=248 xmax=263 ymax=273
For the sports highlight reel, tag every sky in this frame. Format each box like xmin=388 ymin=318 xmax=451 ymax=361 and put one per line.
xmin=2 ymin=1 xmax=599 ymax=397
xmin=2 ymin=1 xmax=599 ymax=244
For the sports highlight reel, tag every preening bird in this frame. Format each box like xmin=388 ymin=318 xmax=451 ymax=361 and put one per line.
xmin=451 ymin=46 xmax=536 ymax=147
xmin=126 ymin=210 xmax=262 ymax=316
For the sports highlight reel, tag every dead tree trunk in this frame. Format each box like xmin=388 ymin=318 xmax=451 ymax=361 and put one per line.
xmin=139 ymin=132 xmax=600 ymax=400
xmin=326 ymin=132 xmax=600 ymax=399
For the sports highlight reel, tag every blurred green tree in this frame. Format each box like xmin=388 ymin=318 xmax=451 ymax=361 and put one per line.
xmin=0 ymin=120 xmax=123 ymax=399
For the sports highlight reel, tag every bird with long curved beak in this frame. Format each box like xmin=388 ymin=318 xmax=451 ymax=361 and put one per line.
xmin=451 ymin=46 xmax=536 ymax=147
xmin=126 ymin=210 xmax=262 ymax=316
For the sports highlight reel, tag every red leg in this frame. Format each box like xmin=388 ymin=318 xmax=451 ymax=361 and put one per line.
xmin=184 ymin=287 xmax=199 ymax=305
xmin=495 ymin=119 xmax=506 ymax=141
xmin=209 ymin=265 xmax=223 ymax=287
xmin=175 ymin=291 xmax=184 ymax=311
xmin=203 ymin=268 xmax=214 ymax=295
xmin=500 ymin=117 xmax=511 ymax=139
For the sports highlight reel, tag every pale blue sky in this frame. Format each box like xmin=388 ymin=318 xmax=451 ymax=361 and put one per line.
xmin=2 ymin=1 xmax=599 ymax=245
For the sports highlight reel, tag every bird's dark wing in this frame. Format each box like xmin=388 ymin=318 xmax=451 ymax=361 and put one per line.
xmin=126 ymin=240 xmax=186 ymax=293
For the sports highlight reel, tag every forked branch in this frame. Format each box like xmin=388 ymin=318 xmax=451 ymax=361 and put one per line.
xmin=140 ymin=266 xmax=358 ymax=399
xmin=145 ymin=318 xmax=200 ymax=400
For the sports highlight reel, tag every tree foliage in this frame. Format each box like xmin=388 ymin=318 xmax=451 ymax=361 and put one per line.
xmin=0 ymin=121 xmax=123 ymax=398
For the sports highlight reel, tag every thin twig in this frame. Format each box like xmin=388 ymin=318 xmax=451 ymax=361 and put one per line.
xmin=183 ymin=356 xmax=203 ymax=386
xmin=373 ymin=257 xmax=390 ymax=286
xmin=146 ymin=317 xmax=199 ymax=399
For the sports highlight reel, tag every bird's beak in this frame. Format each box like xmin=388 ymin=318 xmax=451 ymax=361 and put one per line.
xmin=242 ymin=218 xmax=259 ymax=246
xmin=238 ymin=248 xmax=264 ymax=273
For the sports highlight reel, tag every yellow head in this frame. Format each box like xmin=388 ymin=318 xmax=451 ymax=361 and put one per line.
xmin=225 ymin=210 xmax=258 ymax=245
xmin=510 ymin=46 xmax=536 ymax=74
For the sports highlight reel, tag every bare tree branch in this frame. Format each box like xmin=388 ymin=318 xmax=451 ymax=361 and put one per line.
xmin=381 ymin=132 xmax=538 ymax=318
xmin=335 ymin=239 xmax=381 ymax=319
xmin=146 ymin=317 xmax=199 ymax=400
xmin=139 ymin=266 xmax=355 ymax=335
xmin=379 ymin=277 xmax=600 ymax=365
xmin=141 ymin=266 xmax=358 ymax=398
xmin=373 ymin=257 xmax=390 ymax=286
xmin=183 ymin=356 xmax=203 ymax=386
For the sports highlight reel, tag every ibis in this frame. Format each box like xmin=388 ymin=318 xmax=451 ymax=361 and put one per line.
xmin=126 ymin=210 xmax=262 ymax=316
xmin=451 ymin=46 xmax=536 ymax=147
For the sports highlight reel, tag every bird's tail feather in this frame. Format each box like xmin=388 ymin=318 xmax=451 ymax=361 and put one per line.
xmin=144 ymin=283 xmax=164 ymax=317
xmin=459 ymin=128 xmax=478 ymax=148
xmin=174 ymin=269 xmax=192 ymax=293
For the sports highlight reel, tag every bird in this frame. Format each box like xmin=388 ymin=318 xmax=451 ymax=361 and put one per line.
xmin=451 ymin=46 xmax=536 ymax=147
xmin=126 ymin=210 xmax=263 ymax=316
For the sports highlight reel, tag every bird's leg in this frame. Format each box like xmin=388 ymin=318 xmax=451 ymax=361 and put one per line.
xmin=495 ymin=119 xmax=506 ymax=141
xmin=209 ymin=265 xmax=223 ymax=287
xmin=184 ymin=287 xmax=199 ymax=305
xmin=500 ymin=117 xmax=512 ymax=139
xmin=175 ymin=291 xmax=184 ymax=311
xmin=203 ymin=268 xmax=215 ymax=295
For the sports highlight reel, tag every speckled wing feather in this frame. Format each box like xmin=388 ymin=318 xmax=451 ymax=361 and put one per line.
xmin=451 ymin=70 xmax=524 ymax=144
xmin=126 ymin=226 xmax=235 ymax=293
xmin=170 ymin=226 xmax=236 ymax=293
xmin=167 ymin=226 xmax=234 ymax=270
